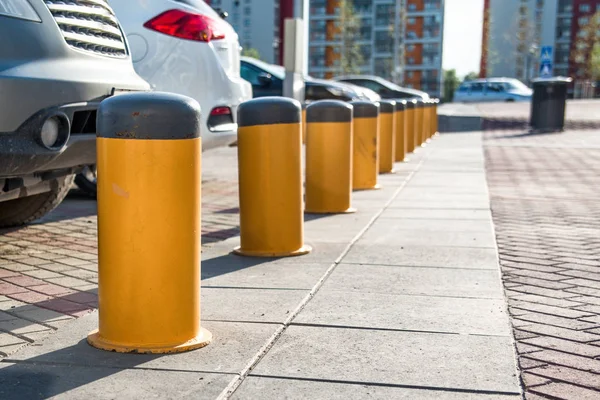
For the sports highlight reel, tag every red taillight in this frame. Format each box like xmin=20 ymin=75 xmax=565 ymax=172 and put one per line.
xmin=210 ymin=106 xmax=232 ymax=116
xmin=143 ymin=9 xmax=226 ymax=42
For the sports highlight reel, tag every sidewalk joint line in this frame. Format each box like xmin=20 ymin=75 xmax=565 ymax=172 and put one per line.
xmin=340 ymin=261 xmax=497 ymax=271
xmin=247 ymin=374 xmax=522 ymax=396
xmin=202 ymin=286 xmax=311 ymax=291
xmin=216 ymin=152 xmax=430 ymax=400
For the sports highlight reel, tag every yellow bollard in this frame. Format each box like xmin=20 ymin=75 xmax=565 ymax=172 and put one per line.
xmin=88 ymin=92 xmax=211 ymax=354
xmin=414 ymin=99 xmax=424 ymax=148
xmin=302 ymin=102 xmax=307 ymax=144
xmin=234 ymin=97 xmax=311 ymax=257
xmin=394 ymin=100 xmax=407 ymax=162
xmin=423 ymin=99 xmax=431 ymax=144
xmin=305 ymin=100 xmax=355 ymax=214
xmin=379 ymin=100 xmax=396 ymax=173
xmin=351 ymin=101 xmax=380 ymax=190
xmin=405 ymin=99 xmax=416 ymax=153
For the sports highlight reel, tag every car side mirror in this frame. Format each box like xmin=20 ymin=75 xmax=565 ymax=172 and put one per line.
xmin=257 ymin=73 xmax=272 ymax=87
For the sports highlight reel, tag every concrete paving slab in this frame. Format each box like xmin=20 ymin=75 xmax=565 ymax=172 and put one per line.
xmin=249 ymin=325 xmax=521 ymax=394
xmin=380 ymin=209 xmax=492 ymax=220
xmin=388 ymin=199 xmax=491 ymax=210
xmin=396 ymin=190 xmax=490 ymax=202
xmin=233 ymin=376 xmax=522 ymax=399
xmin=7 ymin=313 xmax=278 ymax=375
xmin=202 ymin=287 xmax=309 ymax=323
xmin=320 ymin=264 xmax=504 ymax=298
xmin=343 ymin=244 xmax=499 ymax=269
xmin=0 ymin=361 xmax=231 ymax=400
xmin=357 ymin=222 xmax=496 ymax=248
xmin=202 ymin=239 xmax=349 ymax=265
xmin=372 ymin=217 xmax=494 ymax=232
xmin=202 ymin=260 xmax=331 ymax=289
xmin=294 ymin=290 xmax=511 ymax=335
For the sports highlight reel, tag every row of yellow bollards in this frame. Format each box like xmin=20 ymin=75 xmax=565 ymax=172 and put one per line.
xmin=88 ymin=92 xmax=438 ymax=355
xmin=234 ymin=97 xmax=439 ymax=258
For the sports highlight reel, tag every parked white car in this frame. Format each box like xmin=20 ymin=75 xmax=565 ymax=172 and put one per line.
xmin=454 ymin=78 xmax=533 ymax=103
xmin=110 ymin=0 xmax=252 ymax=150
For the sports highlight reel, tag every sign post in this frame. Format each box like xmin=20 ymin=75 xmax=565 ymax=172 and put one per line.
xmin=539 ymin=46 xmax=553 ymax=78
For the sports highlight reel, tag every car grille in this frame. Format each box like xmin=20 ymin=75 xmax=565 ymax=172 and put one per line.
xmin=43 ymin=0 xmax=127 ymax=58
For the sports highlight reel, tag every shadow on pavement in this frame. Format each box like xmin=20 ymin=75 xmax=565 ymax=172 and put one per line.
xmin=201 ymin=253 xmax=278 ymax=280
xmin=491 ymin=130 xmax=563 ymax=139
xmin=0 ymin=339 xmax=163 ymax=400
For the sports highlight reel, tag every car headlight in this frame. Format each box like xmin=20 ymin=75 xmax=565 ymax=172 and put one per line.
xmin=0 ymin=0 xmax=41 ymax=22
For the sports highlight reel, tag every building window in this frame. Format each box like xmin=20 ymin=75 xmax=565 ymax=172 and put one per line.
xmin=407 ymin=57 xmax=415 ymax=65
xmin=408 ymin=17 xmax=416 ymax=25
xmin=580 ymin=3 xmax=591 ymax=13
xmin=407 ymin=71 xmax=414 ymax=79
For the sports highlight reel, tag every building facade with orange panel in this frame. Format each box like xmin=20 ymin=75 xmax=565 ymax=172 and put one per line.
xmin=308 ymin=0 xmax=445 ymax=96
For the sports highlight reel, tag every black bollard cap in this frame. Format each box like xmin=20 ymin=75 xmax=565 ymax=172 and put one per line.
xmin=306 ymin=100 xmax=353 ymax=123
xmin=395 ymin=99 xmax=407 ymax=111
xmin=350 ymin=101 xmax=380 ymax=119
xmin=97 ymin=92 xmax=201 ymax=140
xmin=379 ymin=100 xmax=396 ymax=114
xmin=238 ymin=97 xmax=301 ymax=127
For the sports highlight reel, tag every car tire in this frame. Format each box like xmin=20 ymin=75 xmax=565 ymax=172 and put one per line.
xmin=0 ymin=174 xmax=75 ymax=228
xmin=75 ymin=165 xmax=97 ymax=198
xmin=505 ymin=98 xmax=515 ymax=102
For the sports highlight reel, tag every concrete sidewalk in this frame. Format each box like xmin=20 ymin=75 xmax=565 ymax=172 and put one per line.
xmin=0 ymin=133 xmax=521 ymax=399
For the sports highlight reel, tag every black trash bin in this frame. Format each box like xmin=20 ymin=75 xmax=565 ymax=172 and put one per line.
xmin=530 ymin=77 xmax=572 ymax=132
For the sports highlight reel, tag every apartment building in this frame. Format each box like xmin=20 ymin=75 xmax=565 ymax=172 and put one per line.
xmin=308 ymin=0 xmax=445 ymax=96
xmin=481 ymin=0 xmax=600 ymax=81
xmin=207 ymin=0 xmax=283 ymax=64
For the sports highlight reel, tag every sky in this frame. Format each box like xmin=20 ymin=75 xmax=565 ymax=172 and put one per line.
xmin=442 ymin=0 xmax=484 ymax=78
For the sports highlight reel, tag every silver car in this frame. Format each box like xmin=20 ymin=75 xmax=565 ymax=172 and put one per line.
xmin=0 ymin=0 xmax=149 ymax=227
xmin=453 ymin=78 xmax=533 ymax=103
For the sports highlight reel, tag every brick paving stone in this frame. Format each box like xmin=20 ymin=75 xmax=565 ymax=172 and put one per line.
xmin=530 ymin=382 xmax=600 ymax=399
xmin=28 ymin=283 xmax=74 ymax=296
xmin=510 ymin=301 xmax=593 ymax=319
xmin=522 ymin=372 xmax=551 ymax=387
xmin=504 ymin=276 xmax=576 ymax=290
xmin=519 ymin=323 xmax=600 ymax=343
xmin=522 ymin=337 xmax=600 ymax=358
xmin=0 ymin=319 xmax=51 ymax=335
xmin=529 ymin=365 xmax=600 ymax=390
xmin=0 ymin=263 xmax=36 ymax=272
xmin=0 ymin=332 xmax=24 ymax=346
xmin=22 ymin=269 xmax=63 ymax=280
xmin=3 ymin=274 xmax=46 ymax=287
xmin=0 ymin=282 xmax=28 ymax=295
xmin=520 ymin=358 xmax=547 ymax=370
xmin=486 ymin=129 xmax=600 ymax=397
xmin=515 ymin=313 xmax=598 ymax=331
xmin=6 ymin=290 xmax=52 ymax=304
xmin=510 ymin=285 xmax=581 ymax=299
xmin=44 ymin=276 xmax=90 ymax=288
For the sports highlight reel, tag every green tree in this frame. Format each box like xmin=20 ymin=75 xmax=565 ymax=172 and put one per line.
xmin=463 ymin=72 xmax=479 ymax=82
xmin=572 ymin=11 xmax=600 ymax=80
xmin=443 ymin=69 xmax=460 ymax=102
xmin=241 ymin=47 xmax=262 ymax=61
xmin=339 ymin=0 xmax=364 ymax=75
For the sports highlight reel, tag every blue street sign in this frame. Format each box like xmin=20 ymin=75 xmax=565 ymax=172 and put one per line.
xmin=540 ymin=46 xmax=553 ymax=62
xmin=540 ymin=61 xmax=553 ymax=78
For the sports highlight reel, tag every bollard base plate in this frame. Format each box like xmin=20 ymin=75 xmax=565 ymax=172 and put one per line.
xmin=87 ymin=327 xmax=212 ymax=354
xmin=233 ymin=244 xmax=312 ymax=258
xmin=381 ymin=168 xmax=397 ymax=174
xmin=353 ymin=184 xmax=382 ymax=191
xmin=305 ymin=207 xmax=357 ymax=215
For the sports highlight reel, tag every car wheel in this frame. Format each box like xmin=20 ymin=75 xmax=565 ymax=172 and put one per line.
xmin=75 ymin=165 xmax=97 ymax=197
xmin=0 ymin=174 xmax=75 ymax=228
xmin=505 ymin=98 xmax=515 ymax=102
